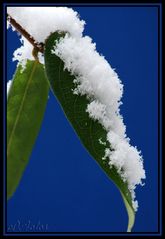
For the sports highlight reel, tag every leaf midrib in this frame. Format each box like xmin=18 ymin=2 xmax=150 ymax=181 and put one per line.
xmin=7 ymin=61 xmax=38 ymax=156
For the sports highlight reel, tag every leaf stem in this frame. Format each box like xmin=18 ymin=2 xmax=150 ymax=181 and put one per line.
xmin=7 ymin=14 xmax=44 ymax=53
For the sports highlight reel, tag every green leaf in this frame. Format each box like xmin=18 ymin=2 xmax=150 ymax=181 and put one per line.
xmin=44 ymin=32 xmax=135 ymax=232
xmin=7 ymin=60 xmax=49 ymax=200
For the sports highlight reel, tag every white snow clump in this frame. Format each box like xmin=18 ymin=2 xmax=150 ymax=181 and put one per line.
xmin=7 ymin=6 xmax=145 ymax=211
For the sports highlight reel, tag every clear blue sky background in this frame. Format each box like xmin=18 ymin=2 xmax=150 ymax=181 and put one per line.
xmin=6 ymin=6 xmax=159 ymax=233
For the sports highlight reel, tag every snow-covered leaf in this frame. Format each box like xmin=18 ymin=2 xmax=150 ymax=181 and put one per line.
xmin=44 ymin=32 xmax=135 ymax=232
xmin=7 ymin=60 xmax=49 ymax=200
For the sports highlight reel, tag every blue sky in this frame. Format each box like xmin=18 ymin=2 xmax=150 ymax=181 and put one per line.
xmin=6 ymin=6 xmax=159 ymax=233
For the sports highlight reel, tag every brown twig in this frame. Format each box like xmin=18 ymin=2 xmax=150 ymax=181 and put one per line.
xmin=7 ymin=13 xmax=44 ymax=53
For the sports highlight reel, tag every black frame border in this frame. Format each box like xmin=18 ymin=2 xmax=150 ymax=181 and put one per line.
xmin=3 ymin=2 xmax=162 ymax=236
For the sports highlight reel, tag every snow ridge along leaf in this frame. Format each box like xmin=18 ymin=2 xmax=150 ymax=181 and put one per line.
xmin=44 ymin=32 xmax=135 ymax=232
xmin=7 ymin=60 xmax=49 ymax=200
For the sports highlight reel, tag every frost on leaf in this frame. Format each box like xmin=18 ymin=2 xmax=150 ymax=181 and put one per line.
xmin=52 ymin=34 xmax=146 ymax=211
xmin=7 ymin=6 xmax=146 ymax=212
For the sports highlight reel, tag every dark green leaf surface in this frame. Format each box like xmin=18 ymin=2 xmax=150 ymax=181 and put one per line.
xmin=44 ymin=32 xmax=135 ymax=232
xmin=7 ymin=60 xmax=49 ymax=200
